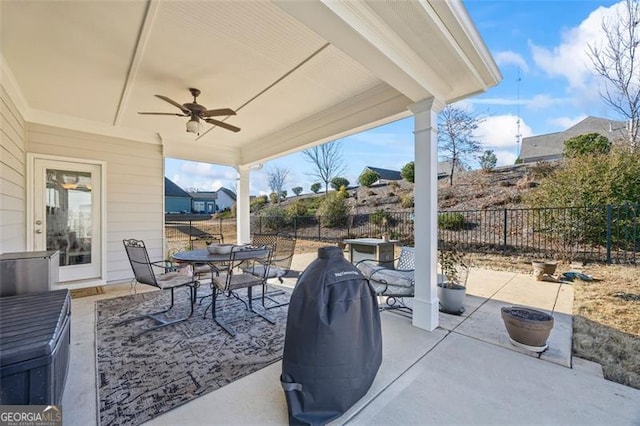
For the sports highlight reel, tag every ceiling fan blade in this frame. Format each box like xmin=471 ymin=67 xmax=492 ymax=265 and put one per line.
xmin=155 ymin=95 xmax=190 ymax=114
xmin=138 ymin=112 xmax=185 ymax=116
xmin=201 ymin=108 xmax=236 ymax=117
xmin=205 ymin=118 xmax=241 ymax=133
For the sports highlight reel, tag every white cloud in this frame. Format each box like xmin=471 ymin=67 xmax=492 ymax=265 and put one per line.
xmin=493 ymin=150 xmax=518 ymax=167
xmin=529 ymin=2 xmax=625 ymax=90
xmin=475 ymin=114 xmax=533 ymax=149
xmin=495 ymin=50 xmax=530 ymax=73
xmin=527 ymin=94 xmax=568 ymax=110
xmin=548 ymin=114 xmax=588 ymax=130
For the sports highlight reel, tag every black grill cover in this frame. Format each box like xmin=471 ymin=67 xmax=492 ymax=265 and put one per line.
xmin=281 ymin=246 xmax=382 ymax=425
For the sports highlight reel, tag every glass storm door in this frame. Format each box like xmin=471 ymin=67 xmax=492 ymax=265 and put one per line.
xmin=33 ymin=158 xmax=102 ymax=282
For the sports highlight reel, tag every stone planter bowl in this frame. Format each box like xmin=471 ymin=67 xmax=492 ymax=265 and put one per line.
xmin=531 ymin=261 xmax=557 ymax=281
xmin=501 ymin=306 xmax=554 ymax=352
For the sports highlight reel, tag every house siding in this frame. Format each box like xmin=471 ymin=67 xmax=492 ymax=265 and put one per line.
xmin=0 ymin=84 xmax=26 ymax=253
xmin=26 ymin=123 xmax=164 ymax=284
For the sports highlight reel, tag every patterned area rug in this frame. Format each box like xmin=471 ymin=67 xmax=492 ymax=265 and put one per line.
xmin=96 ymin=287 xmax=290 ymax=426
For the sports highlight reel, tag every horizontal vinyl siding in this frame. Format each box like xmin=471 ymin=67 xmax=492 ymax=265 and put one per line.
xmin=0 ymin=85 xmax=26 ymax=252
xmin=27 ymin=123 xmax=164 ymax=283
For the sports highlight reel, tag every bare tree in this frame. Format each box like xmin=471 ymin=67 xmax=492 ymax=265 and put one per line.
xmin=587 ymin=0 xmax=640 ymax=149
xmin=438 ymin=105 xmax=483 ymax=185
xmin=302 ymin=140 xmax=346 ymax=195
xmin=266 ymin=167 xmax=289 ymax=204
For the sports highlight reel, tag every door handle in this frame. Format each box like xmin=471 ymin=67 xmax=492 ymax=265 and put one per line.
xmin=35 ymin=229 xmax=42 ymax=234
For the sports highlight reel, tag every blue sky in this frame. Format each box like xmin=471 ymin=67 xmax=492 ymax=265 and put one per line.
xmin=166 ymin=0 xmax=622 ymax=196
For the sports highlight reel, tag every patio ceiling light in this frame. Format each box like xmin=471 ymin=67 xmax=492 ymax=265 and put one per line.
xmin=186 ymin=116 xmax=201 ymax=135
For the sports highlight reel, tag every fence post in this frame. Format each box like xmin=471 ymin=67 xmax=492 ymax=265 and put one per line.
xmin=294 ymin=216 xmax=298 ymax=240
xmin=503 ymin=208 xmax=508 ymax=253
xmin=318 ymin=218 xmax=321 ymax=240
xmin=606 ymin=204 xmax=612 ymax=264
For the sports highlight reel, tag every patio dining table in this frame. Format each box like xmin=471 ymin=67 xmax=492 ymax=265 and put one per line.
xmin=171 ymin=247 xmax=269 ymax=265
xmin=171 ymin=246 xmax=270 ymax=305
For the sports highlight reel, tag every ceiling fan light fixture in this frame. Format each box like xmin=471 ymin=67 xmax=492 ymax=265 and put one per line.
xmin=186 ymin=117 xmax=201 ymax=134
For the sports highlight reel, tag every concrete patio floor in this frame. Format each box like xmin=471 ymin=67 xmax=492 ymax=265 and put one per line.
xmin=61 ymin=252 xmax=640 ymax=425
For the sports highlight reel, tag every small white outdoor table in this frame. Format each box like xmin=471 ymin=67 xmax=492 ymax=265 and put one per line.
xmin=343 ymin=238 xmax=397 ymax=268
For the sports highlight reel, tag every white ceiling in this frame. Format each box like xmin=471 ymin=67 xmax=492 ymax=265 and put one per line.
xmin=1 ymin=0 xmax=500 ymax=167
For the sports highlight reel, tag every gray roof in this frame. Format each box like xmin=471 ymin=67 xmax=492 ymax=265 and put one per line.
xmin=164 ymin=177 xmax=191 ymax=198
xmin=189 ymin=191 xmax=217 ymax=201
xmin=363 ymin=166 xmax=402 ymax=181
xmin=520 ymin=116 xmax=627 ymax=162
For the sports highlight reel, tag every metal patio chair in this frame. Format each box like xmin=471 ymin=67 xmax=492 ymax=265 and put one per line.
xmin=243 ymin=234 xmax=296 ymax=309
xmin=207 ymin=246 xmax=275 ymax=336
xmin=120 ymin=239 xmax=197 ymax=335
xmin=355 ymin=246 xmax=415 ymax=313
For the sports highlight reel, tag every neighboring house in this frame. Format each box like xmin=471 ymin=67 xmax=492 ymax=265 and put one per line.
xmin=437 ymin=160 xmax=465 ymax=180
xmin=361 ymin=166 xmax=402 ymax=184
xmin=215 ymin=187 xmax=237 ymax=211
xmin=520 ymin=116 xmax=627 ymax=163
xmin=190 ymin=192 xmax=217 ymax=214
xmin=164 ymin=178 xmax=192 ymax=214
xmin=189 ymin=187 xmax=236 ymax=213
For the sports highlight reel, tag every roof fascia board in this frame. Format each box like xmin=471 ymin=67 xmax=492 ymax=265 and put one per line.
xmin=274 ymin=0 xmax=438 ymax=102
xmin=320 ymin=0 xmax=452 ymax=99
xmin=430 ymin=0 xmax=501 ymax=88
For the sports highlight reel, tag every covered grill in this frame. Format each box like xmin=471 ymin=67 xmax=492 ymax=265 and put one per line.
xmin=281 ymin=246 xmax=382 ymax=425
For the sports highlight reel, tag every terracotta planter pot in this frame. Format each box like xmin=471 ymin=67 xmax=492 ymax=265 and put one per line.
xmin=501 ymin=306 xmax=554 ymax=352
xmin=531 ymin=261 xmax=557 ymax=281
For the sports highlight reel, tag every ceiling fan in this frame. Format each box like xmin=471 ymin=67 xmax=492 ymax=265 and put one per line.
xmin=138 ymin=88 xmax=240 ymax=134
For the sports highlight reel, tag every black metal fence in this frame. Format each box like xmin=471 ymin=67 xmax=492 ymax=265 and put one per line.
xmin=165 ymin=205 xmax=639 ymax=264
xmin=438 ymin=204 xmax=639 ymax=264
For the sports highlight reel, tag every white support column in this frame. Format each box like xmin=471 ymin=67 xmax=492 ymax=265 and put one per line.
xmin=235 ymin=165 xmax=251 ymax=244
xmin=409 ymin=97 xmax=444 ymax=331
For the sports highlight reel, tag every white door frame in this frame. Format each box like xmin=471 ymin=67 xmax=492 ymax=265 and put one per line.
xmin=26 ymin=153 xmax=107 ymax=285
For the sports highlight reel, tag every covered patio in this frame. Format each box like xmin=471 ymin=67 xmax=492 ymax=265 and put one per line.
xmin=1 ymin=0 xmax=500 ymax=332
xmin=61 ymin=252 xmax=640 ymax=425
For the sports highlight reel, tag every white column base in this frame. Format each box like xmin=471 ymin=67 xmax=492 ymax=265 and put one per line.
xmin=411 ymin=297 xmax=439 ymax=331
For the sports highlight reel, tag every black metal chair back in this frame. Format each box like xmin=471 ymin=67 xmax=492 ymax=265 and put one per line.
xmin=123 ymin=238 xmax=158 ymax=287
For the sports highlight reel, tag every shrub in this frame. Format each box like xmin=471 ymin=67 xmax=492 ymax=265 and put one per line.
xmin=292 ymin=186 xmax=303 ymax=196
xmin=564 ymin=133 xmax=611 ymax=158
xmin=438 ymin=212 xmax=465 ymax=230
xmin=316 ymin=191 xmax=349 ymax=228
xmin=401 ymin=194 xmax=414 ymax=208
xmin=530 ymin=160 xmax=556 ymax=179
xmin=401 ymin=161 xmax=414 ymax=183
xmin=390 ymin=180 xmax=400 ymax=189
xmin=330 ymin=177 xmax=350 ymax=191
xmin=479 ymin=150 xmax=497 ymax=172
xmin=250 ymin=195 xmax=268 ymax=212
xmin=269 ymin=192 xmax=278 ymax=204
xmin=358 ymin=169 xmax=379 ymax=187
xmin=279 ymin=190 xmax=287 ymax=200
xmin=286 ymin=199 xmax=308 ymax=217
xmin=370 ymin=209 xmax=394 ymax=226
xmin=258 ymin=205 xmax=290 ymax=230
xmin=525 ymin=147 xmax=640 ymax=249
xmin=310 ymin=182 xmax=321 ymax=193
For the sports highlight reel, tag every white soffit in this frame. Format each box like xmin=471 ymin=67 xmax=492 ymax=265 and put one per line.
xmin=1 ymin=0 xmax=500 ymax=167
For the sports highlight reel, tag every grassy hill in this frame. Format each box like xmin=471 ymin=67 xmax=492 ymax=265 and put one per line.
xmin=275 ymin=162 xmax=557 ymax=215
